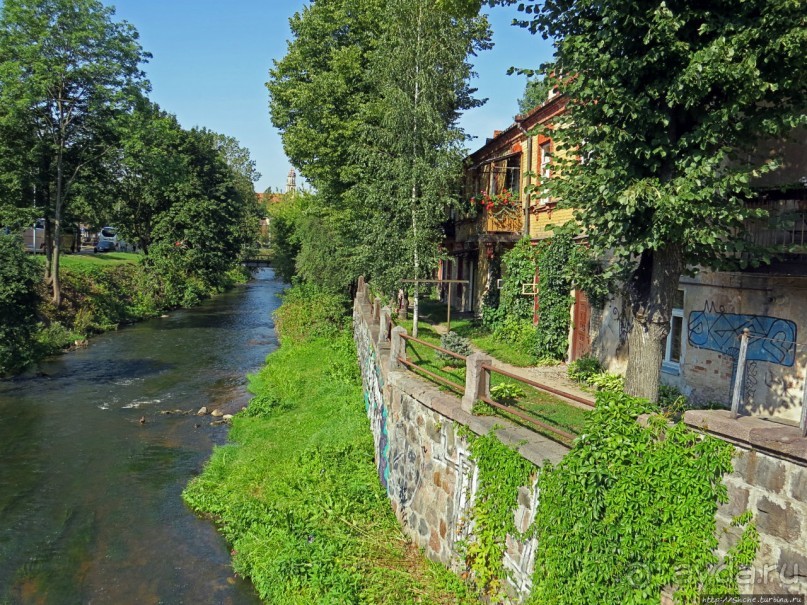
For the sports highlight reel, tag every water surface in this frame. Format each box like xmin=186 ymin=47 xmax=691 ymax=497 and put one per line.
xmin=0 ymin=268 xmax=282 ymax=604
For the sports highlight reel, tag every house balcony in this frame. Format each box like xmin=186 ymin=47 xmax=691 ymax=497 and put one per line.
xmin=484 ymin=207 xmax=523 ymax=234
xmin=742 ymin=195 xmax=807 ymax=275
xmin=746 ymin=197 xmax=807 ymax=253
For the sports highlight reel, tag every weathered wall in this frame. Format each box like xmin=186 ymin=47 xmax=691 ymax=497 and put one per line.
xmin=353 ymin=286 xmax=567 ymax=600
xmin=687 ymin=410 xmax=807 ymax=597
xmin=596 ymin=271 xmax=807 ymax=424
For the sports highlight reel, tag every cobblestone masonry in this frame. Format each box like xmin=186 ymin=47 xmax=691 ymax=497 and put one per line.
xmin=354 ymin=285 xmax=807 ymax=602
xmin=353 ymin=291 xmax=563 ymax=600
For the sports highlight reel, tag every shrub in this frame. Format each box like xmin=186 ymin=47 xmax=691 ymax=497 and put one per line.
xmin=273 ymin=283 xmax=349 ymax=345
xmin=567 ymin=354 xmax=602 ymax=384
xmin=587 ymin=371 xmax=625 ymax=393
xmin=0 ymin=235 xmax=40 ymax=374
xmin=658 ymin=384 xmax=690 ymax=419
xmin=490 ymin=382 xmax=525 ymax=403
xmin=437 ymin=330 xmax=472 ymax=365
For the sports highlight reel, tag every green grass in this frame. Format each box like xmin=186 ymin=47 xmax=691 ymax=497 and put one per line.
xmin=183 ymin=331 xmax=474 ymax=604
xmin=406 ymin=299 xmax=535 ymax=367
xmin=33 ymin=252 xmax=140 ymax=271
xmin=397 ymin=320 xmax=588 ymax=444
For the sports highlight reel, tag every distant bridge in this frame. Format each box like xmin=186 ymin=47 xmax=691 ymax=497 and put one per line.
xmin=243 ymin=253 xmax=272 ymax=267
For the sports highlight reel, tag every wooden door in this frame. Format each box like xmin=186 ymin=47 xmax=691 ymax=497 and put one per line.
xmin=571 ymin=290 xmax=592 ymax=361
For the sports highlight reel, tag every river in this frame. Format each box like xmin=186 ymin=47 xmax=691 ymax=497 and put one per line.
xmin=0 ymin=268 xmax=282 ymax=604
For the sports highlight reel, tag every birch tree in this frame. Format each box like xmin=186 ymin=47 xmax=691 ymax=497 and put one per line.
xmin=359 ymin=0 xmax=490 ymax=333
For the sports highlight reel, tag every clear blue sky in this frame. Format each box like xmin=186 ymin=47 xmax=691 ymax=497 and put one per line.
xmin=103 ymin=1 xmax=554 ymax=193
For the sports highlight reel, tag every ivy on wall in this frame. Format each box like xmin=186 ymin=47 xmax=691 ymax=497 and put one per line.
xmin=528 ymin=391 xmax=758 ymax=604
xmin=459 ymin=392 xmax=758 ymax=604
xmin=481 ymin=239 xmax=540 ymax=359
xmin=480 ymin=233 xmax=593 ymax=362
xmin=462 ymin=428 xmax=536 ymax=602
xmin=533 ymin=233 xmax=575 ymax=361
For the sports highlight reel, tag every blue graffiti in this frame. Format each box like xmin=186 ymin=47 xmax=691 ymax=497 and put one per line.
xmin=378 ymin=404 xmax=390 ymax=491
xmin=688 ymin=304 xmax=797 ymax=367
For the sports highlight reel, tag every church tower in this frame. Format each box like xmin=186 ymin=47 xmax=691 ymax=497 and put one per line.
xmin=286 ymin=168 xmax=297 ymax=194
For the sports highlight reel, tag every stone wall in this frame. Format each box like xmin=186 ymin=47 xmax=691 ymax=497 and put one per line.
xmin=354 ymin=280 xmax=807 ymax=602
xmin=353 ymin=281 xmax=567 ymax=600
xmin=687 ymin=410 xmax=807 ymax=597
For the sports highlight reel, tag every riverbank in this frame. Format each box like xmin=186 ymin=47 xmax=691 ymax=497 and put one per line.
xmin=183 ymin=285 xmax=475 ymax=603
xmin=2 ymin=250 xmax=250 ymax=376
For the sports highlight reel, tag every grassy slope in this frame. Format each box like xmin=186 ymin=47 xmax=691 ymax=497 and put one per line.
xmin=183 ymin=332 xmax=474 ymax=604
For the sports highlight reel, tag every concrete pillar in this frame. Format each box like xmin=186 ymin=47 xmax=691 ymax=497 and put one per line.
xmin=462 ymin=352 xmax=492 ymax=413
xmin=373 ymin=297 xmax=381 ymax=321
xmin=390 ymin=326 xmax=407 ymax=371
xmin=378 ymin=307 xmax=391 ymax=348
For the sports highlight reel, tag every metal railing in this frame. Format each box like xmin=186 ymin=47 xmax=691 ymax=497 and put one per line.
xmin=745 ymin=198 xmax=807 ymax=254
xmin=398 ymin=334 xmax=466 ymax=394
xmin=387 ymin=322 xmax=588 ymax=444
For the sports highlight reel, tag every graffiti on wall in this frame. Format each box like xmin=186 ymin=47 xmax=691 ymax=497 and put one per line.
xmin=605 ymin=297 xmax=633 ymax=347
xmin=355 ymin=312 xmax=391 ymax=492
xmin=688 ymin=302 xmax=797 ymax=367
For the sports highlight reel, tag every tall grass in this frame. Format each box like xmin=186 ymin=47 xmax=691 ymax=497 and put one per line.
xmin=183 ymin=285 xmax=473 ymax=603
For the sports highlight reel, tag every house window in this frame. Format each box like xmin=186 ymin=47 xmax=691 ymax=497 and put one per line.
xmin=663 ymin=290 xmax=685 ymax=375
xmin=540 ymin=142 xmax=551 ymax=205
xmin=505 ymin=155 xmax=521 ymax=199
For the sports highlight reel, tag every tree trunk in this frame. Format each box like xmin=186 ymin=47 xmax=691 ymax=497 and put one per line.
xmin=43 ymin=217 xmax=53 ymax=284
xmin=51 ymin=153 xmax=64 ymax=306
xmin=623 ymin=244 xmax=683 ymax=402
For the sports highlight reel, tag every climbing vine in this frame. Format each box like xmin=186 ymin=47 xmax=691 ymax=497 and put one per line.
xmin=481 ymin=238 xmax=539 ymax=358
xmin=464 ymin=429 xmax=536 ymax=601
xmin=533 ymin=232 xmax=575 ymax=361
xmin=481 ymin=233 xmax=600 ymax=362
xmin=528 ymin=390 xmax=759 ymax=604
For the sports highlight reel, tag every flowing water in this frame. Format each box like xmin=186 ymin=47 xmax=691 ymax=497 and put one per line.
xmin=0 ymin=268 xmax=282 ymax=604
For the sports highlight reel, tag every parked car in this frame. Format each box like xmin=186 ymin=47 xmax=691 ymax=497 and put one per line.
xmin=94 ymin=239 xmax=116 ymax=253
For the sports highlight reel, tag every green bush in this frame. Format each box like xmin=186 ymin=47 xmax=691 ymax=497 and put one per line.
xmin=490 ymin=382 xmax=525 ymax=403
xmin=567 ymin=354 xmax=602 ymax=384
xmin=437 ymin=330 xmax=472 ymax=365
xmin=0 ymin=235 xmax=40 ymax=374
xmin=587 ymin=371 xmax=625 ymax=393
xmin=273 ymin=283 xmax=349 ymax=345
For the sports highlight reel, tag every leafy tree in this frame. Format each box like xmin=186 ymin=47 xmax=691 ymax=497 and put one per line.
xmin=111 ymin=99 xmax=188 ymax=253
xmin=144 ymin=127 xmax=260 ymax=306
xmin=267 ymin=0 xmax=383 ymax=197
xmin=517 ymin=77 xmax=553 ymax=114
xmin=0 ymin=0 xmax=149 ymax=305
xmin=355 ymin=0 xmax=490 ymax=332
xmin=266 ymin=191 xmax=304 ymax=283
xmin=510 ymin=0 xmax=806 ymax=400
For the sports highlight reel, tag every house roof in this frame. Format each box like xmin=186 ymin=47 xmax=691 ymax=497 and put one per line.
xmin=467 ymin=93 xmax=568 ymax=165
